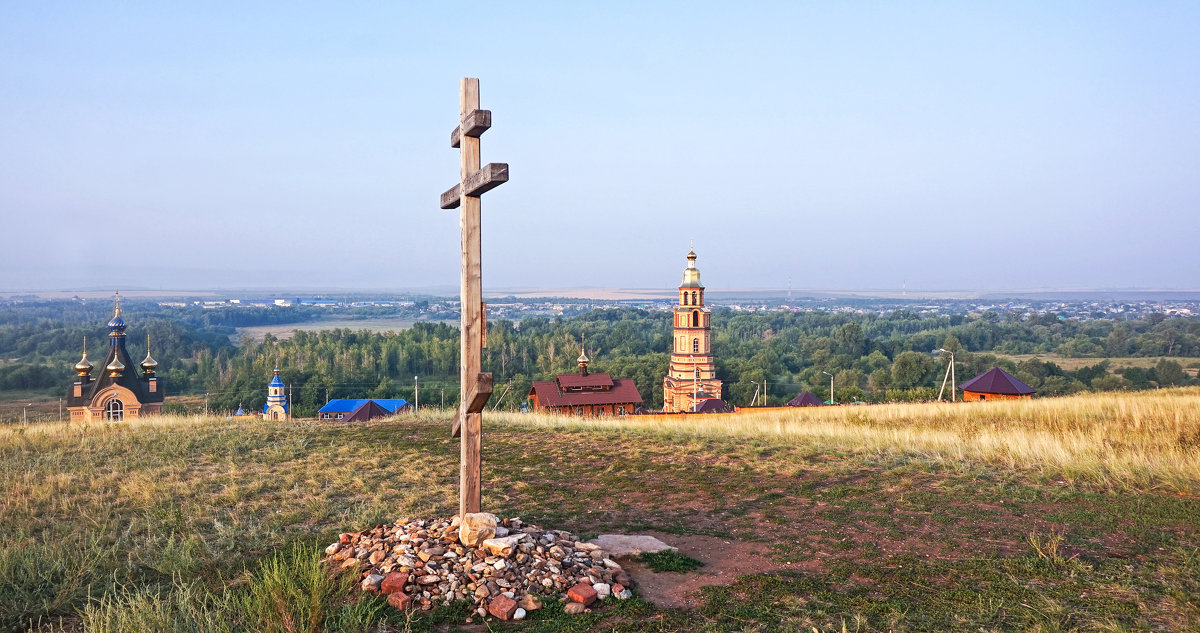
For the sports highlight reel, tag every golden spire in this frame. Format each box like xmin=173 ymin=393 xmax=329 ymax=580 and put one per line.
xmin=140 ymin=333 xmax=157 ymax=374
xmin=576 ymin=333 xmax=589 ymax=375
xmin=114 ymin=289 xmax=121 ymax=318
xmin=681 ymin=246 xmax=702 ymax=288
xmin=74 ymin=335 xmax=94 ymax=375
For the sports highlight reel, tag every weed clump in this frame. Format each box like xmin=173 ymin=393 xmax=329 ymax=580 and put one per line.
xmin=635 ymin=550 xmax=704 ymax=573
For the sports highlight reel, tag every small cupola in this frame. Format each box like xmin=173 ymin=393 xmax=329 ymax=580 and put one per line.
xmin=108 ymin=291 xmax=127 ymax=341
xmin=106 ymin=355 xmax=126 ymax=377
xmin=680 ymin=248 xmax=703 ymax=288
xmin=74 ymin=335 xmax=94 ymax=377
xmin=576 ymin=334 xmax=590 ymax=376
xmin=140 ymin=333 xmax=157 ymax=375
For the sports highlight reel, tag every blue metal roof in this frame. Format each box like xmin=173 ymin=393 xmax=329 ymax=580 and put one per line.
xmin=318 ymin=399 xmax=370 ymax=413
xmin=373 ymin=399 xmax=410 ymax=413
xmin=317 ymin=398 xmax=409 ymax=414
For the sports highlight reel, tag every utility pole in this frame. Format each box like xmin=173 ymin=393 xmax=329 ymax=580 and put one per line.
xmin=823 ymin=371 xmax=834 ymax=405
xmin=763 ymin=378 xmax=767 ymax=406
xmin=936 ymin=348 xmax=957 ymax=402
xmin=204 ymin=393 xmax=209 ymax=416
xmin=288 ymin=384 xmax=293 ymax=419
xmin=414 ymin=376 xmax=419 ymax=413
xmin=691 ymin=354 xmax=697 ymax=411
xmin=23 ymin=403 xmax=31 ymax=426
xmin=58 ymin=398 xmax=62 ymax=423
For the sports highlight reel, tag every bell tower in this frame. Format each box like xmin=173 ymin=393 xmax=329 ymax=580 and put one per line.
xmin=663 ymin=248 xmax=722 ymax=412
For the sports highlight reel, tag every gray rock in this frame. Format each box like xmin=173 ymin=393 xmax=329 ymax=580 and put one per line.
xmin=587 ymin=534 xmax=675 ymax=557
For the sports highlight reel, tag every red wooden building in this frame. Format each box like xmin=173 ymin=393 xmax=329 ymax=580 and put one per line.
xmin=527 ymin=343 xmax=643 ymax=417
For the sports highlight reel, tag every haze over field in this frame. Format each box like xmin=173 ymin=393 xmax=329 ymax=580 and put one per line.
xmin=2 ymin=3 xmax=1197 ymax=293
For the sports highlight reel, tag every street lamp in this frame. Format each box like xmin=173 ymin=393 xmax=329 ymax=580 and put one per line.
xmin=23 ymin=403 xmax=32 ymax=426
xmin=414 ymin=376 xmax=419 ymax=413
xmin=933 ymin=348 xmax=957 ymax=402
xmin=822 ymin=371 xmax=834 ymax=405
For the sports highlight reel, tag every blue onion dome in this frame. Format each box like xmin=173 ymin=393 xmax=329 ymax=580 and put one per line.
xmin=269 ymin=367 xmax=285 ymax=387
xmin=108 ymin=292 xmax=127 ymax=334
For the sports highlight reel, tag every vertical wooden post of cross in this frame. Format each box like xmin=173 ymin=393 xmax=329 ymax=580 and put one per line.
xmin=440 ymin=78 xmax=507 ymax=516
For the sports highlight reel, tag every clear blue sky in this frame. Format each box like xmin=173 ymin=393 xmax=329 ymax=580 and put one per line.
xmin=2 ymin=2 xmax=1197 ymax=292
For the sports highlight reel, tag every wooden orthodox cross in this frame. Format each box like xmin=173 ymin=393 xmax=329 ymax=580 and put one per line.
xmin=440 ymin=78 xmax=508 ymax=516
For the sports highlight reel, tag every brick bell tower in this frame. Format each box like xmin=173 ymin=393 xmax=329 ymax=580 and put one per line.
xmin=663 ymin=248 xmax=722 ymax=412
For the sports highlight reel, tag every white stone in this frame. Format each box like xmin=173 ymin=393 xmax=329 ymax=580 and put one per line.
xmin=593 ymin=583 xmax=611 ymax=599
xmin=482 ymin=533 xmax=528 ymax=557
xmin=513 ymin=607 xmax=527 ymax=620
xmin=459 ymin=512 xmax=499 ymax=547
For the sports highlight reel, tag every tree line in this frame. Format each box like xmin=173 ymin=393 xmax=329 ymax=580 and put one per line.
xmin=2 ymin=300 xmax=1198 ymax=415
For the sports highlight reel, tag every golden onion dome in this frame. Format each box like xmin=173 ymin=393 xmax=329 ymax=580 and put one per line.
xmin=140 ymin=334 xmax=157 ymax=373
xmin=74 ymin=336 xmax=93 ymax=374
xmin=106 ymin=356 xmax=125 ymax=376
xmin=680 ymin=249 xmax=703 ymax=288
xmin=75 ymin=353 xmax=94 ymax=374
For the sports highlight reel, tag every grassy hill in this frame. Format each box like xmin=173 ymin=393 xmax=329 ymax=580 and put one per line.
xmin=2 ymin=389 xmax=1198 ymax=632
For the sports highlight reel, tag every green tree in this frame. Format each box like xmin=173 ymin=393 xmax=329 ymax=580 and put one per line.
xmin=1154 ymin=359 xmax=1186 ymax=387
xmin=891 ymin=351 xmax=934 ymax=389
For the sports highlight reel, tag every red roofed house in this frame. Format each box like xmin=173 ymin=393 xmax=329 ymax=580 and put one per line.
xmin=528 ymin=339 xmax=643 ymax=417
xmin=787 ymin=391 xmax=824 ymax=407
xmin=959 ymin=367 xmax=1036 ymax=401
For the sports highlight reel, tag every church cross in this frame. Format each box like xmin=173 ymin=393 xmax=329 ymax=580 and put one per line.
xmin=439 ymin=78 xmax=508 ymax=517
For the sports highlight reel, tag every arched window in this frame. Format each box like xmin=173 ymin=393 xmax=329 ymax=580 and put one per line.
xmin=682 ymin=293 xmax=689 ymax=305
xmin=691 ymin=291 xmax=698 ymax=305
xmin=693 ymin=338 xmax=699 ymax=353
xmin=104 ymin=397 xmax=123 ymax=421
xmin=692 ymin=310 xmax=699 ymax=327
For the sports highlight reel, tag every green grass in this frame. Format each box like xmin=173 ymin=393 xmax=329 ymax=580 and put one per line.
xmin=1 ymin=401 xmax=1197 ymax=632
xmin=635 ymin=550 xmax=705 ymax=573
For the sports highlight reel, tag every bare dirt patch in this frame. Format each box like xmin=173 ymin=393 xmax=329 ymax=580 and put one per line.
xmin=618 ymin=531 xmax=800 ymax=610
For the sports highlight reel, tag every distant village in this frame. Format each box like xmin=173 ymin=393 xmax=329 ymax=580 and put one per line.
xmin=57 ymin=249 xmax=1174 ymax=424
xmin=157 ymin=292 xmax=1199 ymax=322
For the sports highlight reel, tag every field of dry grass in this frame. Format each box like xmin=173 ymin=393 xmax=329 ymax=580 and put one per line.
xmin=1 ymin=388 xmax=1197 ymax=632
xmin=503 ymin=388 xmax=1200 ymax=494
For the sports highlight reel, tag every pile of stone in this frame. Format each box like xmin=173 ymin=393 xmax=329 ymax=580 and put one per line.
xmin=322 ymin=513 xmax=634 ymax=621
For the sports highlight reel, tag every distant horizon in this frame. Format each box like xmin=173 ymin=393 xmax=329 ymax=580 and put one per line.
xmin=5 ymin=285 xmax=1200 ymax=303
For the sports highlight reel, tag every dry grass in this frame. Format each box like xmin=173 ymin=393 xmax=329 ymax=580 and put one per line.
xmin=496 ymin=387 xmax=1200 ymax=494
xmin=1 ymin=391 xmax=1197 ymax=631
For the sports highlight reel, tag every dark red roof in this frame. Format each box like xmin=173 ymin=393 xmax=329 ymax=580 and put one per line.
xmin=529 ymin=378 xmax=643 ymax=407
xmin=959 ymin=367 xmax=1035 ymax=395
xmin=787 ymin=391 xmax=823 ymax=407
xmin=692 ymin=399 xmax=729 ymax=413
xmin=555 ymin=372 xmax=615 ymax=388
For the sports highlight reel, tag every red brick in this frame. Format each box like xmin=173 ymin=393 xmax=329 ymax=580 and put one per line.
xmin=381 ymin=572 xmax=409 ymax=595
xmin=387 ymin=591 xmax=412 ymax=611
xmin=488 ymin=594 xmax=518 ymax=620
xmin=567 ymin=583 xmax=598 ymax=606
